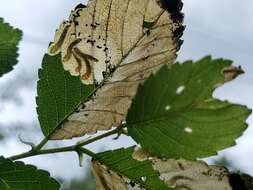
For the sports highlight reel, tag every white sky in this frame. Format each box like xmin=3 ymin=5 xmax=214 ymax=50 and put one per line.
xmin=0 ymin=0 xmax=253 ymax=187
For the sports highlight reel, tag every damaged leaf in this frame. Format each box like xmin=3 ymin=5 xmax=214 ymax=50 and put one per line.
xmin=127 ymin=56 xmax=251 ymax=159
xmin=37 ymin=54 xmax=95 ymax=136
xmin=133 ymin=148 xmax=253 ymax=190
xmin=132 ymin=148 xmax=246 ymax=190
xmin=92 ymin=147 xmax=246 ymax=190
xmin=92 ymin=147 xmax=173 ymax=190
xmin=0 ymin=18 xmax=22 ymax=77
xmin=48 ymin=0 xmax=184 ymax=139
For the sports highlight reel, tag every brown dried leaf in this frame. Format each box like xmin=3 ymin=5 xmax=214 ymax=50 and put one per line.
xmin=223 ymin=65 xmax=244 ymax=83
xmin=92 ymin=151 xmax=233 ymax=190
xmin=133 ymin=148 xmax=233 ymax=190
xmin=48 ymin=0 xmax=184 ymax=139
xmin=151 ymin=159 xmax=232 ymax=190
xmin=92 ymin=161 xmax=130 ymax=190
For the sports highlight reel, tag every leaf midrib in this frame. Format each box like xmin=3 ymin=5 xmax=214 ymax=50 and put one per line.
xmin=128 ymin=104 xmax=247 ymax=127
xmin=50 ymin=7 xmax=168 ymax=134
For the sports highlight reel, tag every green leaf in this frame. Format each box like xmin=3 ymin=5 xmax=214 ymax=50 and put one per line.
xmin=0 ymin=18 xmax=22 ymax=77
xmin=36 ymin=54 xmax=95 ymax=137
xmin=93 ymin=147 xmax=173 ymax=190
xmin=143 ymin=21 xmax=155 ymax=29
xmin=127 ymin=56 xmax=251 ymax=159
xmin=0 ymin=157 xmax=60 ymax=190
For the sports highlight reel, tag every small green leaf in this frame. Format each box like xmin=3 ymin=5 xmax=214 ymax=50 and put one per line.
xmin=0 ymin=157 xmax=60 ymax=190
xmin=127 ymin=56 xmax=251 ymax=159
xmin=143 ymin=21 xmax=155 ymax=29
xmin=0 ymin=18 xmax=22 ymax=77
xmin=36 ymin=54 xmax=95 ymax=137
xmin=94 ymin=147 xmax=173 ymax=190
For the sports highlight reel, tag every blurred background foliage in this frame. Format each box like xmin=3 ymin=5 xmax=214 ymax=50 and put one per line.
xmin=61 ymin=170 xmax=95 ymax=190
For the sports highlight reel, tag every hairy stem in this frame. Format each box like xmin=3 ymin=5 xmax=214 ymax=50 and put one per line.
xmin=9 ymin=127 xmax=124 ymax=161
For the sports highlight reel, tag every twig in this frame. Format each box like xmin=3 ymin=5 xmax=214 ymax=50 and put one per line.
xmin=8 ymin=126 xmax=126 ymax=161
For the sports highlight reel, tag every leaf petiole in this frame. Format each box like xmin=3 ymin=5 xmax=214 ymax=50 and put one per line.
xmin=8 ymin=125 xmax=127 ymax=161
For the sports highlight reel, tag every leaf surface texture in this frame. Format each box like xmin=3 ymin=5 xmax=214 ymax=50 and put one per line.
xmin=0 ymin=157 xmax=60 ymax=190
xmin=127 ymin=57 xmax=251 ymax=159
xmin=0 ymin=18 xmax=22 ymax=77
xmin=92 ymin=147 xmax=173 ymax=190
xmin=48 ymin=0 xmax=184 ymax=139
xmin=37 ymin=54 xmax=95 ymax=136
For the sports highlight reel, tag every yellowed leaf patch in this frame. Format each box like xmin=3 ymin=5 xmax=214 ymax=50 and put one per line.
xmin=92 ymin=150 xmax=233 ymax=190
xmin=49 ymin=0 xmax=184 ymax=139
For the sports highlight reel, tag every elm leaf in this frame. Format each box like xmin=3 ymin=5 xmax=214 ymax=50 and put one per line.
xmin=127 ymin=56 xmax=251 ymax=159
xmin=48 ymin=0 xmax=184 ymax=139
xmin=37 ymin=54 xmax=95 ymax=137
xmin=0 ymin=18 xmax=22 ymax=139
xmin=0 ymin=18 xmax=22 ymax=77
xmin=0 ymin=157 xmax=60 ymax=190
xmin=92 ymin=147 xmax=173 ymax=190
xmin=93 ymin=147 xmax=253 ymax=190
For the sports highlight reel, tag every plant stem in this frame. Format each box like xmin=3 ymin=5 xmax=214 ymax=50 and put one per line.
xmin=9 ymin=146 xmax=94 ymax=160
xmin=76 ymin=127 xmax=122 ymax=147
xmin=8 ymin=126 xmax=124 ymax=161
xmin=79 ymin=147 xmax=97 ymax=159
xmin=34 ymin=136 xmax=49 ymax=151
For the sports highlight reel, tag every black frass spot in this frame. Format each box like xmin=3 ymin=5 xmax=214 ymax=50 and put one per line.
xmin=129 ymin=181 xmax=135 ymax=188
xmin=87 ymin=39 xmax=96 ymax=46
xmin=147 ymin=30 xmax=151 ymax=36
xmin=74 ymin=21 xmax=79 ymax=26
xmin=91 ymin=23 xmax=97 ymax=29
xmin=75 ymin=3 xmax=86 ymax=10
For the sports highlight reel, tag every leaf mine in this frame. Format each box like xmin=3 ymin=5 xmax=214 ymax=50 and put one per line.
xmin=49 ymin=0 xmax=184 ymax=139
